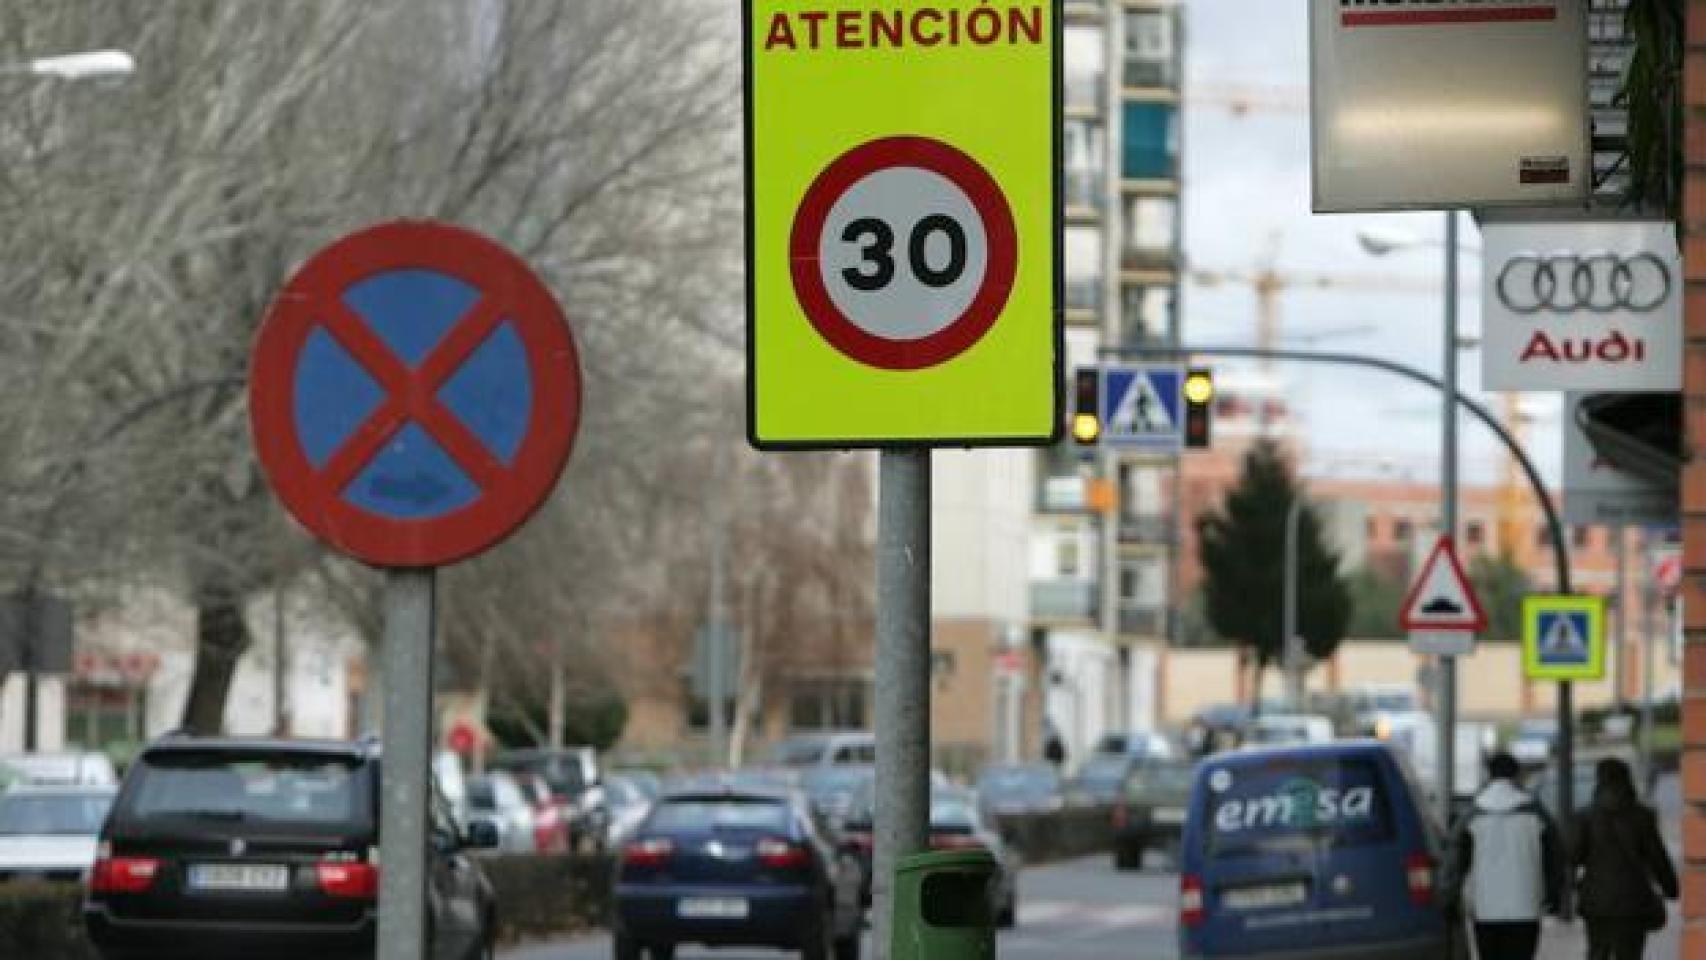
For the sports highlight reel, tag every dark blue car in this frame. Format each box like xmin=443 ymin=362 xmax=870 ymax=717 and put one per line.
xmin=1177 ymin=741 xmax=1456 ymax=960
xmin=613 ymin=786 xmax=862 ymax=960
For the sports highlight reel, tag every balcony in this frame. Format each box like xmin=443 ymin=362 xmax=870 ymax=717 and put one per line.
xmin=1117 ymin=604 xmax=1169 ymax=638
xmin=1031 ymin=579 xmax=1100 ymax=623
xmin=1118 ymin=513 xmax=1174 ymax=545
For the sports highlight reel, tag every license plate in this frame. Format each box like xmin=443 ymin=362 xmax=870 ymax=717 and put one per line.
xmin=188 ymin=863 xmax=290 ymax=892
xmin=678 ymin=897 xmax=749 ymax=919
xmin=1153 ymin=807 xmax=1185 ymax=825
xmin=1222 ymin=882 xmax=1308 ymax=911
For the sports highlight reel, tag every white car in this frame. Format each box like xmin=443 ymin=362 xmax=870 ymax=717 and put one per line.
xmin=1244 ymin=714 xmax=1335 ymax=747
xmin=0 ymin=784 xmax=116 ymax=883
xmin=464 ymin=771 xmax=538 ymax=854
xmin=0 ymin=751 xmax=117 ymax=788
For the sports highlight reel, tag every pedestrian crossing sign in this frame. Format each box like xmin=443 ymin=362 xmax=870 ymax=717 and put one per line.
xmin=1521 ymin=594 xmax=1606 ymax=681
xmin=1100 ymin=364 xmax=1182 ymax=450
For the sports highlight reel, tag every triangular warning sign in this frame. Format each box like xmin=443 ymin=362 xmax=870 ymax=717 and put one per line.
xmin=1541 ymin=613 xmax=1585 ymax=655
xmin=1399 ymin=536 xmax=1487 ymax=632
xmin=1110 ymin=372 xmax=1174 ymax=434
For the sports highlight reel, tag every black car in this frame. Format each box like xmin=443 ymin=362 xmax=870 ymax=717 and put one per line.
xmin=84 ymin=736 xmax=499 ymax=960
xmin=613 ymin=786 xmax=863 ymax=960
xmin=1111 ymin=757 xmax=1194 ymax=871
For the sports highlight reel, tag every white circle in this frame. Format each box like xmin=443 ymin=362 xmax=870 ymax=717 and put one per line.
xmin=1209 ymin=769 xmax=1232 ymax=793
xmin=818 ymin=166 xmax=988 ymax=342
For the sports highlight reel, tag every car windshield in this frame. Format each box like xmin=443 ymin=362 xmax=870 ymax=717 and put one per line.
xmin=1078 ymin=755 xmax=1130 ymax=786
xmin=801 ymin=766 xmax=873 ymax=798
xmin=646 ymin=798 xmax=791 ymax=835
xmin=977 ymin=766 xmax=1059 ymax=798
xmin=0 ymin=791 xmax=112 ymax=835
xmin=770 ymin=738 xmax=830 ymax=767
xmin=1517 ymin=720 xmax=1558 ymax=739
xmin=1203 ymin=756 xmax=1394 ymax=858
xmin=128 ymin=751 xmax=364 ymax=826
xmin=930 ymin=797 xmax=979 ymax=830
xmin=1134 ymin=764 xmax=1195 ymax=795
xmin=495 ymin=754 xmax=586 ymax=797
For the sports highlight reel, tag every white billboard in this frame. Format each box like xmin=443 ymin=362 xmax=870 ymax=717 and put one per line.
xmin=1482 ymin=220 xmax=1681 ymax=391
xmin=1311 ymin=0 xmax=1589 ymax=212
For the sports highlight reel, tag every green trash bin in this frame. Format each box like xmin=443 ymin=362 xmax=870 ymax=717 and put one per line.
xmin=891 ymin=848 xmax=997 ymax=960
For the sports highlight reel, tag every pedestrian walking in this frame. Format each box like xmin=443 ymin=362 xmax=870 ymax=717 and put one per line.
xmin=1571 ymin=757 xmax=1678 ymax=960
xmin=1444 ymin=751 xmax=1565 ymax=960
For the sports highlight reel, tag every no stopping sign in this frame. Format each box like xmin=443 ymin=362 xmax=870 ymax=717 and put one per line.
xmin=790 ymin=136 xmax=1017 ymax=371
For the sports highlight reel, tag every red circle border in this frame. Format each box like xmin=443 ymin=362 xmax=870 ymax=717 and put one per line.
xmin=249 ymin=220 xmax=581 ymax=569
xmin=789 ymin=136 xmax=1018 ymax=372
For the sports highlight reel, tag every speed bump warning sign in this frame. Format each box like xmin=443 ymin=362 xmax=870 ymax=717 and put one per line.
xmin=744 ymin=0 xmax=1062 ymax=449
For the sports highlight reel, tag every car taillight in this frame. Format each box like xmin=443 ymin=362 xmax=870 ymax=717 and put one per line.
xmin=90 ymin=844 xmax=161 ymax=895
xmin=1180 ymin=874 xmax=1205 ymax=928
xmin=1111 ymin=803 xmax=1129 ymax=830
xmin=622 ymin=837 xmax=674 ymax=868
xmin=1405 ymin=852 xmax=1435 ymax=905
xmin=756 ymin=838 xmax=812 ymax=870
xmin=929 ymin=833 xmax=985 ymax=851
xmin=316 ymin=861 xmax=379 ymax=899
xmin=842 ymin=833 xmax=873 ymax=853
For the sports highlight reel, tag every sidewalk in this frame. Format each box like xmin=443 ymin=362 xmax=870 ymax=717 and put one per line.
xmin=1537 ymin=909 xmax=1680 ymax=959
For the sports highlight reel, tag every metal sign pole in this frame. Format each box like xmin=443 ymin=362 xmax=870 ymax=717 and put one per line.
xmin=1437 ymin=210 xmax=1460 ymax=827
xmin=872 ymin=449 xmax=931 ymax=960
xmin=378 ymin=568 xmax=436 ymax=960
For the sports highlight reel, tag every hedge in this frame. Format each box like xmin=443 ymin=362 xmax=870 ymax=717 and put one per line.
xmin=0 ymin=882 xmax=96 ymax=960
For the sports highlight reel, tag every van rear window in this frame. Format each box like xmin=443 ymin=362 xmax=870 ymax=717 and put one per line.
xmin=1201 ymin=756 xmax=1393 ymax=857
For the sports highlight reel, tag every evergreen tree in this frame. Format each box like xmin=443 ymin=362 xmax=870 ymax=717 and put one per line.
xmin=1196 ymin=440 xmax=1353 ymax=694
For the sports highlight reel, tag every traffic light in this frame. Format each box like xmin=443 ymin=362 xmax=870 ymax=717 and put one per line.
xmin=1071 ymin=368 xmax=1101 ymax=446
xmin=1183 ymin=368 xmax=1214 ymax=449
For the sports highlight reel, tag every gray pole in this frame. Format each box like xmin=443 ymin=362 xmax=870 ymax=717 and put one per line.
xmin=273 ymin=585 xmax=290 ymax=737
xmin=21 ymin=593 xmax=37 ymax=751
xmin=1437 ymin=210 xmax=1459 ymax=827
xmin=1613 ymin=529 xmax=1627 ymax=706
xmin=872 ymin=449 xmax=931 ymax=960
xmin=1641 ymin=541 xmax=1657 ymax=798
xmin=1283 ymin=497 xmax=1304 ymax=709
xmin=378 ymin=569 xmax=436 ymax=960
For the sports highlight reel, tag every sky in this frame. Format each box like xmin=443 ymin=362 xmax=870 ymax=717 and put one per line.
xmin=1182 ymin=0 xmax=1564 ymax=487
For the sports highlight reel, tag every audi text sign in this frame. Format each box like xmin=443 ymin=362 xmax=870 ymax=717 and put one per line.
xmin=1482 ymin=221 xmax=1680 ymax=391
xmin=1310 ymin=0 xmax=1588 ymax=212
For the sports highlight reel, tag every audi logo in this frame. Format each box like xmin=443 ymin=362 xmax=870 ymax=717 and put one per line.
xmin=1496 ymin=253 xmax=1671 ymax=314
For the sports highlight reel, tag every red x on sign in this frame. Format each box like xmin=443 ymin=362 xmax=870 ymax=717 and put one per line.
xmin=250 ymin=221 xmax=581 ymax=568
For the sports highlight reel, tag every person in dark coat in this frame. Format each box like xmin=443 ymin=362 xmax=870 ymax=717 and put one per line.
xmin=1571 ymin=757 xmax=1678 ymax=960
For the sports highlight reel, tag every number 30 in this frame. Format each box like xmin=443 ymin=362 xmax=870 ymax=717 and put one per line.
xmin=841 ymin=215 xmax=968 ymax=292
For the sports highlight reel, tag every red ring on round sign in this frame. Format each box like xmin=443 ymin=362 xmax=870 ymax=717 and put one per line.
xmin=249 ymin=220 xmax=581 ymax=569
xmin=789 ymin=136 xmax=1018 ymax=371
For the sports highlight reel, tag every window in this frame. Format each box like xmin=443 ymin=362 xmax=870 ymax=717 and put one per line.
xmin=788 ymin=680 xmax=869 ymax=731
xmin=1572 ymin=526 xmax=1590 ymax=550
xmin=1365 ymin=516 xmax=1381 ymax=540
xmin=1393 ymin=518 xmax=1413 ymax=543
xmin=1056 ymin=530 xmax=1082 ymax=577
xmin=1122 ymin=194 xmax=1175 ymax=266
xmin=1064 ymin=25 xmax=1105 ymax=112
xmin=1119 ymin=284 xmax=1173 ymax=346
xmin=1537 ymin=524 xmax=1552 ymax=549
xmin=1063 ymin=119 xmax=1106 ymax=212
xmin=1466 ymin=521 xmax=1485 ymax=547
xmin=1065 ymin=225 xmax=1104 ymax=313
xmin=1121 ymin=102 xmax=1178 ymax=179
xmin=1123 ymin=9 xmax=1176 ymax=89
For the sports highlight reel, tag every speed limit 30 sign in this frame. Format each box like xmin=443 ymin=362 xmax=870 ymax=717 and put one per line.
xmin=746 ymin=1 xmax=1061 ymax=448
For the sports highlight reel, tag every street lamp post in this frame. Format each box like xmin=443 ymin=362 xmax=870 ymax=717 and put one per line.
xmin=1283 ymin=496 xmax=1305 ymax=710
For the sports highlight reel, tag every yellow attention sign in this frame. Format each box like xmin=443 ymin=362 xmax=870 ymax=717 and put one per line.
xmin=1521 ymin=594 xmax=1607 ymax=682
xmin=745 ymin=0 xmax=1061 ymax=448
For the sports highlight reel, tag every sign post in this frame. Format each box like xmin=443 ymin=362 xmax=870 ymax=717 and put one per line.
xmin=1400 ymin=535 xmax=1486 ymax=810
xmin=250 ymin=221 xmax=581 ymax=960
xmin=744 ymin=4 xmax=1061 ymax=955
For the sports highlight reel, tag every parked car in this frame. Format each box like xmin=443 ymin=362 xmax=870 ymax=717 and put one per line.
xmin=836 ymin=785 xmax=1017 ymax=927
xmin=799 ymin=765 xmax=875 ymax=828
xmin=613 ymin=786 xmax=863 ymax=960
xmin=1091 ymin=730 xmax=1176 ymax=761
xmin=1343 ymin=683 xmax=1421 ymax=737
xmin=1178 ymin=741 xmax=1454 ymax=960
xmin=0 ymin=784 xmax=116 ymax=883
xmin=513 ymin=772 xmax=570 ymax=853
xmin=1507 ymin=717 xmax=1559 ymax=769
xmin=768 ymin=731 xmax=876 ymax=770
xmin=603 ymin=775 xmax=658 ymax=849
xmin=491 ymin=747 xmax=604 ymax=851
xmin=0 ymin=751 xmax=118 ymax=787
xmin=83 ymin=736 xmax=499 ymax=960
xmin=1242 ymin=714 xmax=1335 ymax=747
xmin=1071 ymin=752 xmax=1155 ymax=806
xmin=1112 ymin=757 xmax=1194 ymax=871
xmin=976 ymin=763 xmax=1065 ymax=817
xmin=465 ymin=771 xmax=539 ymax=854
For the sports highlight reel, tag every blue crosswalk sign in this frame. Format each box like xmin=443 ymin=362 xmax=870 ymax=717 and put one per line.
xmin=1535 ymin=611 xmax=1591 ymax=666
xmin=1100 ymin=365 xmax=1183 ymax=450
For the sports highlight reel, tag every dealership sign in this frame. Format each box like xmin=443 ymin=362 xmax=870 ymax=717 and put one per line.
xmin=1562 ymin=392 xmax=1677 ymax=527
xmin=1482 ymin=221 xmax=1681 ymax=391
xmin=1311 ymin=0 xmax=1588 ymax=212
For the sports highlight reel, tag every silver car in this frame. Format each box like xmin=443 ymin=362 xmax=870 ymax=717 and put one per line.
xmin=0 ymin=784 xmax=116 ymax=883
